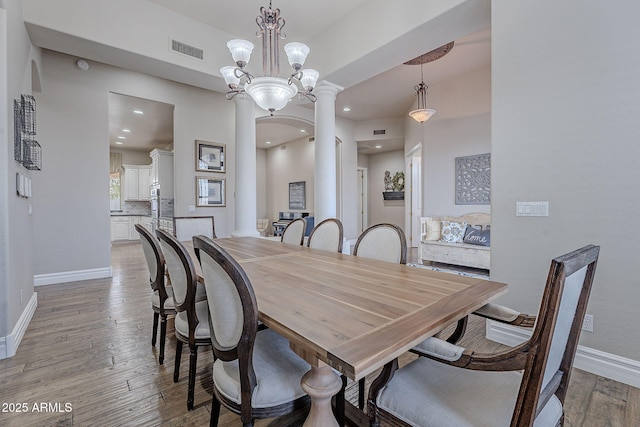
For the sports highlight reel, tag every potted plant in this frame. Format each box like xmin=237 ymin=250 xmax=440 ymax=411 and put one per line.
xmin=383 ymin=171 xmax=405 ymax=200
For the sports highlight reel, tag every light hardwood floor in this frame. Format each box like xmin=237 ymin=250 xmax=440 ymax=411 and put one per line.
xmin=0 ymin=242 xmax=637 ymax=426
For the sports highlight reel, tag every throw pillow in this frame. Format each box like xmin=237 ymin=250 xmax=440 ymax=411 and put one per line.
xmin=424 ymin=219 xmax=442 ymax=241
xmin=440 ymin=221 xmax=467 ymax=243
xmin=463 ymin=225 xmax=491 ymax=246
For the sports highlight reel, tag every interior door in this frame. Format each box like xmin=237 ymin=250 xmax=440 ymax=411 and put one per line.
xmin=410 ymin=156 xmax=422 ymax=247
xmin=357 ymin=168 xmax=368 ymax=234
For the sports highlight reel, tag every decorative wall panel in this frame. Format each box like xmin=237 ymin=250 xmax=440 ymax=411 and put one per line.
xmin=455 ymin=153 xmax=490 ymax=205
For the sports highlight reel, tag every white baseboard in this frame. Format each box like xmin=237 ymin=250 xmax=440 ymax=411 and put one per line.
xmin=34 ymin=266 xmax=112 ymax=286
xmin=486 ymin=320 xmax=640 ymax=388
xmin=0 ymin=292 xmax=37 ymax=359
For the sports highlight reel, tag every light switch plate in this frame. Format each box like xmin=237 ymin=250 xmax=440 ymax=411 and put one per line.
xmin=516 ymin=201 xmax=549 ymax=217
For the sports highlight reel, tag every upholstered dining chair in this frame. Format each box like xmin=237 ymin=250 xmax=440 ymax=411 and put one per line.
xmin=135 ymin=224 xmax=176 ymax=365
xmin=368 ymin=244 xmax=600 ymax=427
xmin=351 ymin=223 xmax=407 ymax=408
xmin=353 ymin=223 xmax=407 ymax=265
xmin=281 ymin=217 xmax=306 ymax=246
xmin=192 ymin=235 xmax=312 ymax=427
xmin=156 ymin=229 xmax=211 ymax=411
xmin=173 ymin=216 xmax=216 ymax=241
xmin=307 ymin=218 xmax=344 ymax=252
xmin=256 ymin=218 xmax=269 ymax=237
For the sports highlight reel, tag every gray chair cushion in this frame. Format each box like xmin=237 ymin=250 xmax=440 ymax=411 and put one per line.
xmin=151 ymin=286 xmax=175 ymax=310
xmin=376 ymin=356 xmax=562 ymax=427
xmin=213 ymin=329 xmax=310 ymax=408
xmin=174 ymin=299 xmax=210 ymax=339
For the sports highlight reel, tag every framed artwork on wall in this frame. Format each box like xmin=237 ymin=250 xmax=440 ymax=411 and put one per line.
xmin=196 ymin=140 xmax=225 ymax=172
xmin=196 ymin=177 xmax=226 ymax=207
xmin=289 ymin=181 xmax=306 ymax=210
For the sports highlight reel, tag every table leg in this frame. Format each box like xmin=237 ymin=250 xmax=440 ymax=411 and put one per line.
xmin=301 ymin=363 xmax=343 ymax=427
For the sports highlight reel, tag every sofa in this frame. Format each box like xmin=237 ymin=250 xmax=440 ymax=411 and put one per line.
xmin=419 ymin=213 xmax=491 ymax=270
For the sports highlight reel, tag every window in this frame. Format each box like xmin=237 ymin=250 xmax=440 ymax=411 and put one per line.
xmin=109 ymin=172 xmax=121 ymax=211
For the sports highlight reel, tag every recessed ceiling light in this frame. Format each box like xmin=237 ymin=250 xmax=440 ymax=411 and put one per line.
xmin=265 ymin=141 xmax=271 ymax=145
xmin=118 ymin=136 xmax=126 ymax=139
xmin=133 ymin=110 xmax=144 ymax=115
xmin=300 ymin=129 xmax=306 ymax=133
xmin=115 ymin=141 xmax=124 ymax=145
xmin=122 ymin=129 xmax=131 ymax=133
xmin=375 ymin=145 xmax=382 ymax=149
xmin=343 ymin=107 xmax=351 ymax=112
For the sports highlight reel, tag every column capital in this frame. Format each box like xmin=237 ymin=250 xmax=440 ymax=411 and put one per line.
xmin=313 ymin=80 xmax=344 ymax=97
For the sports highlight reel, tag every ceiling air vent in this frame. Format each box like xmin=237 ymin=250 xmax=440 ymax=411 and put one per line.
xmin=170 ymin=38 xmax=204 ymax=60
xmin=308 ymin=137 xmax=315 ymax=142
xmin=373 ymin=129 xmax=386 ymax=135
xmin=280 ymin=145 xmax=287 ymax=150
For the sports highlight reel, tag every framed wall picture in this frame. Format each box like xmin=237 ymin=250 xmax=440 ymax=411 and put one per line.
xmin=196 ymin=140 xmax=225 ymax=172
xmin=196 ymin=177 xmax=226 ymax=207
xmin=289 ymin=181 xmax=306 ymax=210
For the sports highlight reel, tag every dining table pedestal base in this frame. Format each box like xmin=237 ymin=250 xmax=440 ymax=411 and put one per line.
xmin=301 ymin=364 xmax=343 ymax=427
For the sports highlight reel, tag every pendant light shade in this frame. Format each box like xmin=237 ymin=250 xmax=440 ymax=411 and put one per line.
xmin=410 ymin=68 xmax=435 ymax=123
xmin=244 ymin=76 xmax=298 ymax=114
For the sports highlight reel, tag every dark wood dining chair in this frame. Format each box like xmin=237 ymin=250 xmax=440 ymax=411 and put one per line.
xmin=173 ymin=216 xmax=216 ymax=241
xmin=307 ymin=217 xmax=344 ymax=252
xmin=281 ymin=217 xmax=306 ymax=245
xmin=156 ymin=229 xmax=211 ymax=410
xmin=192 ymin=235 xmax=311 ymax=427
xmin=368 ymin=245 xmax=600 ymax=427
xmin=135 ymin=224 xmax=176 ymax=365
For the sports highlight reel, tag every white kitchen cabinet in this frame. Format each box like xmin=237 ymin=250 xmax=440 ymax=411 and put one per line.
xmin=123 ymin=165 xmax=151 ymax=201
xmin=111 ymin=217 xmax=131 ymax=241
xmin=158 ymin=219 xmax=173 ymax=233
xmin=149 ymin=149 xmax=174 ymax=197
xmin=139 ymin=217 xmax=152 ymax=233
xmin=129 ymin=216 xmax=141 ymax=240
xmin=138 ymin=167 xmax=150 ymax=200
xmin=111 ymin=216 xmax=151 ymax=241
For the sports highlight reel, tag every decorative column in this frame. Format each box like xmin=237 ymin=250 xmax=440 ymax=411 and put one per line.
xmin=232 ymin=95 xmax=259 ymax=237
xmin=313 ymin=81 xmax=343 ymax=223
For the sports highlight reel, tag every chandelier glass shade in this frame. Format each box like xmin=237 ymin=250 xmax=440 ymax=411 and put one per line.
xmin=409 ymin=64 xmax=436 ymax=123
xmin=221 ymin=2 xmax=319 ymax=115
xmin=245 ymin=77 xmax=298 ymax=112
xmin=409 ymin=81 xmax=436 ymax=123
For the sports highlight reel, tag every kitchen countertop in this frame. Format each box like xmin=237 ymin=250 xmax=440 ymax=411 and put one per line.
xmin=110 ymin=212 xmax=152 ymax=217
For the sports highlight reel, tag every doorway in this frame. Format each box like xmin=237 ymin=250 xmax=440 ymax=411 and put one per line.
xmin=405 ymin=145 xmax=422 ymax=248
xmin=357 ymin=167 xmax=368 ymax=234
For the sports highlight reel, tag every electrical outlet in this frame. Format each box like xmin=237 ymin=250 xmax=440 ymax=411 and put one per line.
xmin=582 ymin=314 xmax=594 ymax=332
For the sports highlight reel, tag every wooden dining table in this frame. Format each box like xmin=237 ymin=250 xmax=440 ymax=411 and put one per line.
xmin=187 ymin=236 xmax=507 ymax=426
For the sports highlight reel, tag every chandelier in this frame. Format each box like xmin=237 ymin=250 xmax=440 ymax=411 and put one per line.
xmin=405 ymin=42 xmax=455 ymax=123
xmin=409 ymin=64 xmax=436 ymax=123
xmin=220 ymin=1 xmax=319 ymax=115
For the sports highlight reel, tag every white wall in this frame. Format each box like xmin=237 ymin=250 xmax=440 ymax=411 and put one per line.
xmin=265 ymin=136 xmax=315 ymax=224
xmin=32 ymin=49 xmax=234 ymax=277
xmin=0 ymin=0 xmax=41 ymax=354
xmin=415 ymin=64 xmax=491 ymax=217
xmin=492 ymin=1 xmax=640 ymax=360
xmin=366 ymin=150 xmax=405 ymax=232
xmin=111 ymin=148 xmax=152 ymax=166
xmin=256 ymin=147 xmax=267 ymax=220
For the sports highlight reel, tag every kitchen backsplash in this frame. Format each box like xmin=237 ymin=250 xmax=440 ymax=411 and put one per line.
xmin=118 ymin=201 xmax=151 ymax=215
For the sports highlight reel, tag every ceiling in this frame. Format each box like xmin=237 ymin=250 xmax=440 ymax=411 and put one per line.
xmin=82 ymin=1 xmax=490 ymax=152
